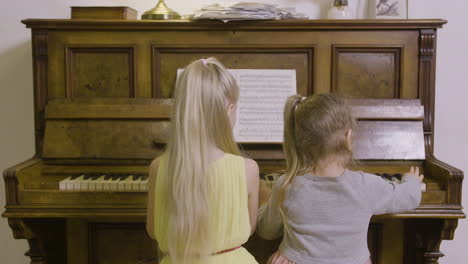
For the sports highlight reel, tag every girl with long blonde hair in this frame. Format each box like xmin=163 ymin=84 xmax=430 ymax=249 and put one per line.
xmin=146 ymin=58 xmax=259 ymax=264
xmin=257 ymin=94 xmax=424 ymax=264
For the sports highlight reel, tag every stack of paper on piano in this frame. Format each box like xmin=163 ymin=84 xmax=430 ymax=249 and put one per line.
xmin=191 ymin=2 xmax=307 ymax=22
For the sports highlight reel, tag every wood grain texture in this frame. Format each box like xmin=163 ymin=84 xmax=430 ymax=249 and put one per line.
xmin=66 ymin=47 xmax=136 ymax=98
xmin=43 ymin=120 xmax=169 ymax=160
xmin=332 ymin=46 xmax=402 ymax=98
xmin=88 ymin=223 xmax=156 ymax=264
xmin=153 ymin=47 xmax=314 ymax=98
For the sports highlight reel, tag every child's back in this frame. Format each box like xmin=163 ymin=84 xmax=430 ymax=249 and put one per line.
xmin=154 ymin=153 xmax=257 ymax=264
xmin=146 ymin=58 xmax=259 ymax=264
xmin=258 ymin=169 xmax=421 ymax=264
xmin=257 ymin=94 xmax=423 ymax=264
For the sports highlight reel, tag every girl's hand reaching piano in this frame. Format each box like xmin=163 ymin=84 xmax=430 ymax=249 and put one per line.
xmin=404 ymin=166 xmax=424 ymax=182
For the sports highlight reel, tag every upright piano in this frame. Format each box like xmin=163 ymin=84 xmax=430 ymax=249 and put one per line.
xmin=3 ymin=19 xmax=464 ymax=264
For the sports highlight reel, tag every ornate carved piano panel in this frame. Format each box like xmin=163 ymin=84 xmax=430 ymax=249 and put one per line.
xmin=3 ymin=19 xmax=463 ymax=264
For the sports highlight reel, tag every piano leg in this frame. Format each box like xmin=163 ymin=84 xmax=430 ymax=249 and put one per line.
xmin=8 ymin=218 xmax=46 ymax=264
xmin=405 ymin=219 xmax=459 ymax=264
xmin=7 ymin=218 xmax=66 ymax=264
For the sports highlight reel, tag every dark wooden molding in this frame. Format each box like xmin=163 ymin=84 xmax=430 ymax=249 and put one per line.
xmin=8 ymin=219 xmax=47 ymax=264
xmin=32 ymin=30 xmax=48 ymax=155
xmin=426 ymin=154 xmax=464 ymax=206
xmin=8 ymin=218 xmax=35 ymax=239
xmin=2 ymin=158 xmax=40 ymax=207
xmin=3 ymin=167 xmax=19 ymax=206
xmin=419 ymin=29 xmax=437 ymax=153
xmin=151 ymin=45 xmax=315 ymax=98
xmin=420 ymin=32 xmax=436 ymax=58
xmin=404 ymin=219 xmax=459 ymax=264
xmin=65 ymin=45 xmax=137 ymax=99
xmin=22 ymin=19 xmax=447 ymax=30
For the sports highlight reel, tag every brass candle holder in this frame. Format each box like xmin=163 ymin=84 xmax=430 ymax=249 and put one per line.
xmin=142 ymin=0 xmax=181 ymax=20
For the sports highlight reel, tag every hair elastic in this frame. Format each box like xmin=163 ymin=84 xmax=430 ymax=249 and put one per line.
xmin=294 ymin=96 xmax=307 ymax=112
xmin=201 ymin=58 xmax=208 ymax=65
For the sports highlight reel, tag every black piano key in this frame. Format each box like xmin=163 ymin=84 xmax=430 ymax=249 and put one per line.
xmin=70 ymin=174 xmax=81 ymax=180
xmin=83 ymin=174 xmax=92 ymax=180
xmin=394 ymin=173 xmax=402 ymax=180
xmin=104 ymin=174 xmax=112 ymax=181
xmin=120 ymin=174 xmax=130 ymax=181
xmin=382 ymin=173 xmax=393 ymax=181
xmin=142 ymin=174 xmax=149 ymax=180
xmin=132 ymin=174 xmax=141 ymax=181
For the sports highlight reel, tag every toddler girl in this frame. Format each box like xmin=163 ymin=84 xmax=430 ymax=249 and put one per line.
xmin=257 ymin=94 xmax=423 ymax=264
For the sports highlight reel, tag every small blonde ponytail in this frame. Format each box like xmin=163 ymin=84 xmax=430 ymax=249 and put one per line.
xmin=279 ymin=95 xmax=307 ymax=210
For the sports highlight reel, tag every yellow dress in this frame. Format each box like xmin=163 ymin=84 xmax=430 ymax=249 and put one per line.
xmin=152 ymin=153 xmax=258 ymax=264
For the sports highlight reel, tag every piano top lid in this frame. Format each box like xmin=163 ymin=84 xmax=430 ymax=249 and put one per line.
xmin=21 ymin=19 xmax=447 ymax=30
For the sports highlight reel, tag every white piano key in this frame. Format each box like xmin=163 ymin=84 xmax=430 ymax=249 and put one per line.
xmin=131 ymin=178 xmax=142 ymax=192
xmin=109 ymin=177 xmax=120 ymax=191
xmin=88 ymin=177 xmax=97 ymax=192
xmin=80 ymin=176 xmax=93 ymax=192
xmin=103 ymin=177 xmax=112 ymax=191
xmin=59 ymin=176 xmax=71 ymax=191
xmin=117 ymin=177 xmax=133 ymax=192
xmin=72 ymin=175 xmax=85 ymax=191
xmin=94 ymin=176 xmax=107 ymax=191
xmin=66 ymin=177 xmax=75 ymax=191
xmin=140 ymin=178 xmax=148 ymax=192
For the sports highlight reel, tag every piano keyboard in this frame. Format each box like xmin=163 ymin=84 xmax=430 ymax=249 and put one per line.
xmin=59 ymin=174 xmax=148 ymax=192
xmin=261 ymin=172 xmax=426 ymax=192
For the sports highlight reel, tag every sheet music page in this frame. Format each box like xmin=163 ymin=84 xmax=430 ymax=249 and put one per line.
xmin=177 ymin=69 xmax=297 ymax=143
xmin=232 ymin=69 xmax=296 ymax=142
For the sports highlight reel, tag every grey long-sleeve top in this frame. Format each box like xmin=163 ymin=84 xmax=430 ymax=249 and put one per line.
xmin=257 ymin=170 xmax=421 ymax=264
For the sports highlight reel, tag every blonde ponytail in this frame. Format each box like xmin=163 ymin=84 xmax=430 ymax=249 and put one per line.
xmin=160 ymin=58 xmax=240 ymax=263
xmin=279 ymin=95 xmax=308 ymax=209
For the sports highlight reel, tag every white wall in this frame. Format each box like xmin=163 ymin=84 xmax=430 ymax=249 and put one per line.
xmin=1 ymin=0 xmax=466 ymax=263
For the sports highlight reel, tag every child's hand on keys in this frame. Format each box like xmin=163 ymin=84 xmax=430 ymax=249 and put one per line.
xmin=404 ymin=166 xmax=424 ymax=183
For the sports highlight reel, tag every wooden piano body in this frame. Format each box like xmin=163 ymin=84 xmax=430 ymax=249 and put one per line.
xmin=3 ymin=19 xmax=464 ymax=264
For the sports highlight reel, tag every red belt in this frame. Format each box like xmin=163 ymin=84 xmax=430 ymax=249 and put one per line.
xmin=213 ymin=246 xmax=241 ymax=255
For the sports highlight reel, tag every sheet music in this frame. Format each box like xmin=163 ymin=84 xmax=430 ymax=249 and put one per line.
xmin=177 ymin=69 xmax=297 ymax=143
xmin=233 ymin=69 xmax=296 ymax=142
